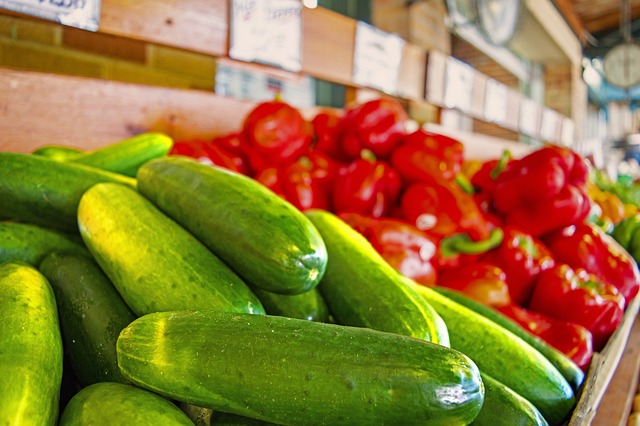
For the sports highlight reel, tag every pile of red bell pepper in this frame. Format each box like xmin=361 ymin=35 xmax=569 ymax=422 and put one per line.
xmin=171 ymin=97 xmax=640 ymax=372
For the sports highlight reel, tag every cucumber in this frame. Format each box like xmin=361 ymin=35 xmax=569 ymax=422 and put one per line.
xmin=58 ymin=382 xmax=194 ymax=425
xmin=70 ymin=133 xmax=173 ymax=177
xmin=212 ymin=412 xmax=276 ymax=425
xmin=472 ymin=373 xmax=548 ymax=426
xmin=117 ymin=310 xmax=484 ymax=426
xmin=433 ymin=286 xmax=584 ymax=392
xmin=39 ymin=251 xmax=136 ymax=386
xmin=32 ymin=145 xmax=83 ymax=160
xmin=407 ymin=279 xmax=575 ymax=426
xmin=0 ymin=221 xmax=89 ymax=266
xmin=305 ymin=209 xmax=449 ymax=345
xmin=0 ymin=152 xmax=136 ymax=232
xmin=78 ymin=182 xmax=264 ymax=316
xmin=252 ymin=287 xmax=330 ymax=322
xmin=137 ymin=156 xmax=327 ymax=295
xmin=0 ymin=262 xmax=63 ymax=426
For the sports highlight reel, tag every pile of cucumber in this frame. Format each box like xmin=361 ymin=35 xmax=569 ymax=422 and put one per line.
xmin=0 ymin=134 xmax=582 ymax=425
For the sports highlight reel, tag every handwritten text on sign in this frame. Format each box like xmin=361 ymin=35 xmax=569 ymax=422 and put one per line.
xmin=353 ymin=21 xmax=404 ymax=95
xmin=0 ymin=0 xmax=101 ymax=31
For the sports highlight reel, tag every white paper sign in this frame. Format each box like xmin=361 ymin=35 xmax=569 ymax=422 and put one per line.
xmin=444 ymin=57 xmax=474 ymax=113
xmin=540 ymin=108 xmax=559 ymax=142
xmin=229 ymin=0 xmax=302 ymax=72
xmin=519 ymin=97 xmax=541 ymax=138
xmin=352 ymin=21 xmax=404 ymax=94
xmin=484 ymin=78 xmax=508 ymax=125
xmin=0 ymin=0 xmax=101 ymax=31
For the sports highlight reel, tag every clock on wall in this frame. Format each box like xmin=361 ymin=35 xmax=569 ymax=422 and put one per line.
xmin=475 ymin=0 xmax=522 ymax=46
xmin=445 ymin=0 xmax=477 ymax=27
xmin=602 ymin=43 xmax=640 ymax=89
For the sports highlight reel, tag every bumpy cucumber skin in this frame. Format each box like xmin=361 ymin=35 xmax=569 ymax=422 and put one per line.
xmin=433 ymin=286 xmax=584 ymax=392
xmin=252 ymin=287 xmax=330 ymax=322
xmin=59 ymin=382 xmax=193 ymax=426
xmin=0 ymin=221 xmax=89 ymax=267
xmin=117 ymin=310 xmax=484 ymax=426
xmin=39 ymin=251 xmax=136 ymax=386
xmin=31 ymin=145 xmax=83 ymax=160
xmin=78 ymin=183 xmax=264 ymax=316
xmin=472 ymin=373 xmax=548 ymax=426
xmin=70 ymin=133 xmax=173 ymax=177
xmin=0 ymin=262 xmax=63 ymax=426
xmin=305 ymin=209 xmax=449 ymax=345
xmin=408 ymin=280 xmax=575 ymax=426
xmin=0 ymin=152 xmax=136 ymax=232
xmin=137 ymin=156 xmax=327 ymax=295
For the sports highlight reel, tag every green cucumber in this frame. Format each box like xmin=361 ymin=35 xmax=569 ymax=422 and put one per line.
xmin=117 ymin=310 xmax=484 ymax=426
xmin=472 ymin=373 xmax=548 ymax=426
xmin=252 ymin=287 xmax=330 ymax=322
xmin=59 ymin=382 xmax=193 ymax=425
xmin=212 ymin=412 xmax=276 ymax=425
xmin=433 ymin=286 xmax=584 ymax=392
xmin=0 ymin=221 xmax=89 ymax=266
xmin=39 ymin=251 xmax=136 ymax=386
xmin=0 ymin=262 xmax=63 ymax=426
xmin=407 ymin=279 xmax=575 ymax=426
xmin=78 ymin=182 xmax=264 ymax=316
xmin=137 ymin=156 xmax=327 ymax=295
xmin=0 ymin=152 xmax=136 ymax=232
xmin=305 ymin=209 xmax=449 ymax=345
xmin=70 ymin=133 xmax=173 ymax=177
xmin=32 ymin=145 xmax=83 ymax=160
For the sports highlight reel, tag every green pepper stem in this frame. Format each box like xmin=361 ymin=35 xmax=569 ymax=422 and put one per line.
xmin=439 ymin=228 xmax=504 ymax=258
xmin=490 ymin=150 xmax=512 ymax=180
xmin=455 ymin=173 xmax=475 ymax=195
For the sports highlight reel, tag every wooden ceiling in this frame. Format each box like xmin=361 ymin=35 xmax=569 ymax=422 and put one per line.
xmin=555 ymin=0 xmax=640 ymax=56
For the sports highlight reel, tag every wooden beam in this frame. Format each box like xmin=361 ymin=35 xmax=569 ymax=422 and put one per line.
xmin=552 ymin=0 xmax=588 ymax=45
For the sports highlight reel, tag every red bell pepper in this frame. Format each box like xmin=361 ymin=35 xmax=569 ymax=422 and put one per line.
xmin=311 ymin=110 xmax=343 ymax=161
xmin=482 ymin=226 xmax=556 ymax=306
xmin=543 ymin=222 xmax=640 ymax=305
xmin=255 ymin=151 xmax=338 ymax=211
xmin=492 ymin=146 xmax=592 ymax=236
xmin=498 ymin=304 xmax=594 ymax=372
xmin=339 ymin=212 xmax=438 ymax=286
xmin=390 ymin=129 xmax=464 ymax=184
xmin=207 ymin=132 xmax=252 ymax=176
xmin=169 ymin=139 xmax=210 ymax=161
xmin=435 ymin=228 xmax=505 ymax=271
xmin=400 ymin=179 xmax=493 ymax=241
xmin=332 ymin=149 xmax=402 ymax=218
xmin=338 ymin=98 xmax=408 ymax=160
xmin=528 ymin=263 xmax=625 ymax=350
xmin=470 ymin=150 xmax=513 ymax=194
xmin=437 ymin=262 xmax=511 ymax=308
xmin=242 ymin=99 xmax=313 ymax=172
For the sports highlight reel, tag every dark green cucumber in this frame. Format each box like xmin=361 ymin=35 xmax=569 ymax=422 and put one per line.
xmin=137 ymin=156 xmax=327 ymax=295
xmin=305 ymin=209 xmax=449 ymax=345
xmin=32 ymin=145 xmax=83 ymax=160
xmin=70 ymin=132 xmax=173 ymax=177
xmin=433 ymin=286 xmax=584 ymax=392
xmin=0 ymin=152 xmax=136 ymax=232
xmin=39 ymin=251 xmax=136 ymax=386
xmin=472 ymin=373 xmax=548 ymax=426
xmin=0 ymin=221 xmax=89 ymax=266
xmin=252 ymin=287 xmax=330 ymax=322
xmin=59 ymin=382 xmax=193 ymax=425
xmin=78 ymin=182 xmax=264 ymax=316
xmin=212 ymin=412 xmax=276 ymax=425
xmin=407 ymin=279 xmax=574 ymax=426
xmin=0 ymin=262 xmax=63 ymax=426
xmin=117 ymin=310 xmax=484 ymax=426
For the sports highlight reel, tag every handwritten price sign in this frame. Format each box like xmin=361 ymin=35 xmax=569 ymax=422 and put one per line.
xmin=0 ymin=0 xmax=100 ymax=30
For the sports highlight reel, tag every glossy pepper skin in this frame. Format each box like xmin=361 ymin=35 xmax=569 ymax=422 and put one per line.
xmin=169 ymin=136 xmax=251 ymax=175
xmin=242 ymin=99 xmax=313 ymax=172
xmin=400 ymin=179 xmax=493 ymax=242
xmin=311 ymin=110 xmax=343 ymax=161
xmin=256 ymin=151 xmax=339 ymax=211
xmin=339 ymin=212 xmax=438 ymax=286
xmin=498 ymin=304 xmax=594 ymax=372
xmin=492 ymin=146 xmax=592 ymax=237
xmin=332 ymin=150 xmax=402 ymax=218
xmin=528 ymin=263 xmax=625 ymax=351
xmin=338 ymin=98 xmax=408 ymax=160
xmin=390 ymin=129 xmax=464 ymax=184
xmin=543 ymin=222 xmax=640 ymax=306
xmin=482 ymin=226 xmax=556 ymax=306
xmin=437 ymin=262 xmax=511 ymax=308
